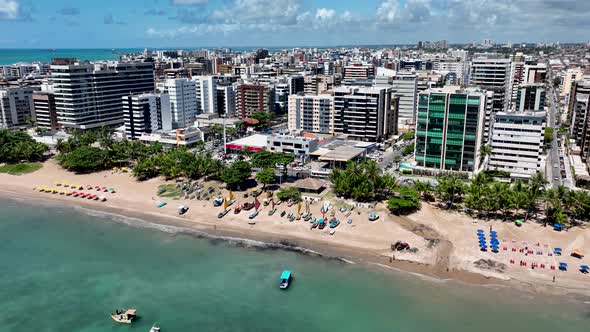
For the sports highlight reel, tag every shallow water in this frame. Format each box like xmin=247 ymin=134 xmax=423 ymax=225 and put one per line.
xmin=0 ymin=201 xmax=587 ymax=332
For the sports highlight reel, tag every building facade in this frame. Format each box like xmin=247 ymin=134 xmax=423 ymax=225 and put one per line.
xmin=51 ymin=61 xmax=154 ymax=130
xmin=488 ymin=111 xmax=545 ymax=179
xmin=414 ymin=88 xmax=486 ymax=172
xmin=515 ymin=83 xmax=545 ymax=112
xmin=157 ymin=78 xmax=197 ymax=129
xmin=193 ymin=76 xmax=217 ymax=114
xmin=236 ymin=83 xmax=275 ymax=118
xmin=32 ymin=91 xmax=59 ymax=133
xmin=267 ymin=134 xmax=319 ymax=156
xmin=333 ymin=86 xmax=394 ymax=142
xmin=0 ymin=87 xmax=35 ymax=129
xmin=216 ymin=85 xmax=236 ymax=116
xmin=287 ymin=93 xmax=334 ymax=134
xmin=122 ymin=93 xmax=171 ymax=140
xmin=391 ymin=73 xmax=418 ymax=128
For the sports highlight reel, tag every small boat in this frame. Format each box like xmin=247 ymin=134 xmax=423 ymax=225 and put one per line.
xmin=368 ymin=212 xmax=379 ymax=221
xmin=111 ymin=309 xmax=137 ymax=324
xmin=280 ymin=211 xmax=286 ymax=217
xmin=234 ymin=206 xmax=241 ymax=214
xmin=149 ymin=324 xmax=161 ymax=332
xmin=347 ymin=219 xmax=353 ymax=224
xmin=303 ymin=215 xmax=311 ymax=221
xmin=276 ymin=200 xmax=283 ymax=205
xmin=339 ymin=207 xmax=347 ymax=213
xmin=227 ymin=199 xmax=236 ymax=207
xmin=268 ymin=209 xmax=277 ymax=216
xmin=242 ymin=202 xmax=255 ymax=211
xmin=318 ymin=220 xmax=327 ymax=229
xmin=311 ymin=221 xmax=319 ymax=229
xmin=178 ymin=205 xmax=189 ymax=215
xmin=249 ymin=210 xmax=259 ymax=219
xmin=287 ymin=212 xmax=293 ymax=219
xmin=263 ymin=199 xmax=270 ymax=206
xmin=296 ymin=214 xmax=301 ymax=221
xmin=213 ymin=196 xmax=224 ymax=207
xmin=310 ymin=216 xmax=316 ymax=224
xmin=218 ymin=209 xmax=230 ymax=218
xmin=251 ymin=189 xmax=262 ymax=197
xmin=329 ymin=229 xmax=336 ymax=235
xmin=279 ymin=270 xmax=292 ymax=289
xmin=301 ymin=212 xmax=309 ymax=219
xmin=345 ymin=211 xmax=351 ymax=217
xmin=329 ymin=219 xmax=340 ymax=228
xmin=156 ymin=201 xmax=167 ymax=208
xmin=287 ymin=200 xmax=294 ymax=207
xmin=288 ymin=216 xmax=295 ymax=222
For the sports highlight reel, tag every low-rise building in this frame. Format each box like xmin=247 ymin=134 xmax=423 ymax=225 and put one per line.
xmin=139 ymin=127 xmax=204 ymax=147
xmin=267 ymin=133 xmax=319 ymax=156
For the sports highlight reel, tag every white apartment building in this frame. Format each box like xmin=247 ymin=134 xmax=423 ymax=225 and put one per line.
xmin=488 ymin=111 xmax=545 ymax=179
xmin=343 ymin=64 xmax=375 ymax=81
xmin=192 ymin=76 xmax=217 ymax=114
xmin=122 ymin=93 xmax=171 ymax=140
xmin=157 ymin=78 xmax=197 ymax=129
xmin=288 ymin=94 xmax=334 ymax=134
xmin=0 ymin=86 xmax=35 ymax=128
xmin=51 ymin=61 xmax=154 ymax=130
xmin=391 ymin=73 xmax=417 ymax=128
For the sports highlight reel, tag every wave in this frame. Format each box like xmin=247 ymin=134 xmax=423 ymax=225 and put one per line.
xmin=71 ymin=205 xmax=355 ymax=263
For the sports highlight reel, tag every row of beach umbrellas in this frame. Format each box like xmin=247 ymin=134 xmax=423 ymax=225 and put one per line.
xmin=53 ymin=181 xmax=115 ymax=193
xmin=478 ymin=229 xmax=500 ymax=252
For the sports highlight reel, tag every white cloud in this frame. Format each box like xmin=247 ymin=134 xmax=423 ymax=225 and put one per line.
xmin=0 ymin=0 xmax=18 ymax=20
xmin=376 ymin=0 xmax=400 ymax=24
xmin=315 ymin=8 xmax=335 ymax=20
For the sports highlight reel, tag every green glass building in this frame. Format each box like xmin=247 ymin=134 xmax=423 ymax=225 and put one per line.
xmin=414 ymin=89 xmax=486 ymax=172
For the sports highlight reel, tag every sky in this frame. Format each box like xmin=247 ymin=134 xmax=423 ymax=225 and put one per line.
xmin=0 ymin=0 xmax=589 ymax=48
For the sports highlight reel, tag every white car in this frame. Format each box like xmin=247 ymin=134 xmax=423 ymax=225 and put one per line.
xmin=553 ymin=164 xmax=558 ymax=168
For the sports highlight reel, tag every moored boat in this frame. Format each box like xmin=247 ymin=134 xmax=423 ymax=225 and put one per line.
xmin=218 ymin=209 xmax=230 ymax=218
xmin=234 ymin=206 xmax=242 ymax=214
xmin=280 ymin=210 xmax=286 ymax=217
xmin=268 ymin=209 xmax=276 ymax=216
xmin=149 ymin=324 xmax=161 ymax=332
xmin=111 ymin=309 xmax=137 ymax=324
xmin=329 ymin=219 xmax=340 ymax=228
xmin=249 ymin=210 xmax=259 ymax=219
xmin=368 ymin=212 xmax=379 ymax=221
xmin=213 ymin=196 xmax=224 ymax=207
xmin=279 ymin=270 xmax=292 ymax=289
xmin=178 ymin=205 xmax=189 ymax=215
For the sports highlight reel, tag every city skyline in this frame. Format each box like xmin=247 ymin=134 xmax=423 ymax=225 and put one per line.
xmin=0 ymin=0 xmax=589 ymax=48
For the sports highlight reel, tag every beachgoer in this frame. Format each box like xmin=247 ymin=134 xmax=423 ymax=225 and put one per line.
xmin=553 ymin=275 xmax=556 ymax=282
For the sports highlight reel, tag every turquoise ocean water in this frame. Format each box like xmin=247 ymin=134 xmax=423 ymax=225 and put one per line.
xmin=0 ymin=200 xmax=588 ymax=332
xmin=0 ymin=49 xmax=138 ymax=65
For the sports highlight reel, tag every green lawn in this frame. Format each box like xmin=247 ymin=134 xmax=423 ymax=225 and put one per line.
xmin=0 ymin=163 xmax=43 ymax=175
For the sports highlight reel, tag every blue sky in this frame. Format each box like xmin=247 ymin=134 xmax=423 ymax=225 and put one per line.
xmin=0 ymin=0 xmax=589 ymax=48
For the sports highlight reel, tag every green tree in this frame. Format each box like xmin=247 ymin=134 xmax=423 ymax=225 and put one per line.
xmin=58 ymin=146 xmax=108 ymax=173
xmin=387 ymin=186 xmax=420 ymax=215
xmin=435 ymin=175 xmax=465 ymax=208
xmin=276 ymin=187 xmax=301 ymax=202
xmin=544 ymin=127 xmax=554 ymax=144
xmin=222 ymin=160 xmax=252 ymax=189
xmin=402 ymin=142 xmax=415 ymax=156
xmin=255 ymin=168 xmax=275 ymax=189
xmin=479 ymin=144 xmax=492 ymax=165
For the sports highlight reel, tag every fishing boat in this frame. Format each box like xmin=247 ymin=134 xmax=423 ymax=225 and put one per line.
xmin=268 ymin=200 xmax=277 ymax=216
xmin=329 ymin=229 xmax=336 ymax=235
xmin=311 ymin=220 xmax=319 ymax=228
xmin=234 ymin=205 xmax=242 ymax=214
xmin=251 ymin=188 xmax=262 ymax=197
xmin=263 ymin=199 xmax=270 ymax=206
xmin=287 ymin=200 xmax=294 ymax=207
xmin=288 ymin=216 xmax=295 ymax=222
xmin=318 ymin=219 xmax=327 ymax=229
xmin=310 ymin=216 xmax=316 ymax=223
xmin=303 ymin=214 xmax=311 ymax=221
xmin=156 ymin=201 xmax=167 ymax=208
xmin=248 ymin=210 xmax=259 ymax=220
xmin=368 ymin=212 xmax=379 ymax=221
xmin=329 ymin=219 xmax=340 ymax=228
xmin=213 ymin=196 xmax=224 ymax=207
xmin=111 ymin=309 xmax=137 ymax=324
xmin=218 ymin=199 xmax=230 ymax=218
xmin=345 ymin=211 xmax=352 ymax=217
xmin=296 ymin=214 xmax=301 ymax=220
xmin=280 ymin=210 xmax=286 ymax=217
xmin=149 ymin=324 xmax=161 ymax=332
xmin=228 ymin=191 xmax=236 ymax=206
xmin=279 ymin=270 xmax=292 ymax=289
xmin=178 ymin=205 xmax=189 ymax=215
xmin=276 ymin=200 xmax=283 ymax=206
xmin=242 ymin=202 xmax=255 ymax=211
xmin=339 ymin=207 xmax=347 ymax=213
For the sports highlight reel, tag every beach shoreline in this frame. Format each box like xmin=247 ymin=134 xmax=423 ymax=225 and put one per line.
xmin=2 ymin=161 xmax=590 ymax=300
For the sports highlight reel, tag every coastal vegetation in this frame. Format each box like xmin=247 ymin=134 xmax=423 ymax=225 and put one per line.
xmin=221 ymin=160 xmax=252 ymax=189
xmin=0 ymin=162 xmax=42 ymax=175
xmin=0 ymin=130 xmax=48 ymax=163
xmin=250 ymin=150 xmax=294 ymax=170
xmin=276 ymin=187 xmax=301 ymax=202
xmin=329 ymin=160 xmax=396 ymax=201
xmin=255 ymin=168 xmax=275 ymax=189
xmin=387 ymin=186 xmax=421 ymax=215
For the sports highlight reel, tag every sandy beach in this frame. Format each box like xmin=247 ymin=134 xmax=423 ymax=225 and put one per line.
xmin=2 ymin=160 xmax=590 ymax=298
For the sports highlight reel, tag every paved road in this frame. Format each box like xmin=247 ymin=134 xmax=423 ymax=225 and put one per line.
xmin=545 ymin=78 xmax=562 ymax=188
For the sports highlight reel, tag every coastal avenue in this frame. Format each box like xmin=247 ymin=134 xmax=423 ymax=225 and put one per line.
xmin=546 ymin=69 xmax=563 ymax=188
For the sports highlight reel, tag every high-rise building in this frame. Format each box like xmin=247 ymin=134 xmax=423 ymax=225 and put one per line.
xmin=414 ymin=88 xmax=486 ymax=172
xmin=288 ymin=93 xmax=334 ymax=134
xmin=51 ymin=61 xmax=154 ymax=130
xmin=122 ymin=93 xmax=171 ymax=140
xmin=561 ymin=68 xmax=584 ymax=97
xmin=571 ymin=94 xmax=589 ymax=147
xmin=288 ymin=76 xmax=305 ymax=95
xmin=488 ymin=111 xmax=545 ymax=179
xmin=216 ymin=85 xmax=236 ymax=117
xmin=192 ymin=76 xmax=217 ymax=114
xmin=156 ymin=78 xmax=198 ymax=129
xmin=0 ymin=86 xmax=35 ymax=129
xmin=236 ymin=83 xmax=275 ymax=118
xmin=33 ymin=92 xmax=59 ymax=133
xmin=515 ymin=83 xmax=545 ymax=112
xmin=391 ymin=73 xmax=418 ymax=128
xmin=469 ymin=57 xmax=511 ymax=142
xmin=304 ymin=75 xmax=339 ymax=95
xmin=333 ymin=86 xmax=394 ymax=142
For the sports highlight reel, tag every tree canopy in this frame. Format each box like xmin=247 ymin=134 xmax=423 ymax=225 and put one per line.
xmin=0 ymin=130 xmax=48 ymax=163
xmin=387 ymin=186 xmax=420 ymax=215
xmin=329 ymin=160 xmax=395 ymax=201
xmin=222 ymin=160 xmax=252 ymax=189
xmin=276 ymin=187 xmax=301 ymax=202
xmin=255 ymin=168 xmax=275 ymax=188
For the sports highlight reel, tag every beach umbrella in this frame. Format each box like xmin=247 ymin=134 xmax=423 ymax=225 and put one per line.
xmin=477 ymin=229 xmax=484 ymax=233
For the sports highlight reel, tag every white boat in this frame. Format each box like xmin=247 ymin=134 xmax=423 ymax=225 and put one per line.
xmin=329 ymin=229 xmax=336 ymax=235
xmin=111 ymin=309 xmax=137 ymax=324
xmin=149 ymin=324 xmax=161 ymax=332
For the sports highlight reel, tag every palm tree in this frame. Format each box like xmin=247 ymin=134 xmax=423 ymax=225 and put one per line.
xmin=479 ymin=144 xmax=492 ymax=166
xmin=436 ymin=175 xmax=465 ymax=208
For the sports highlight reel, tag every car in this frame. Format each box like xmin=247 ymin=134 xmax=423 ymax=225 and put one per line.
xmin=554 ymin=164 xmax=558 ymax=168
xmin=554 ymin=177 xmax=559 ymax=181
